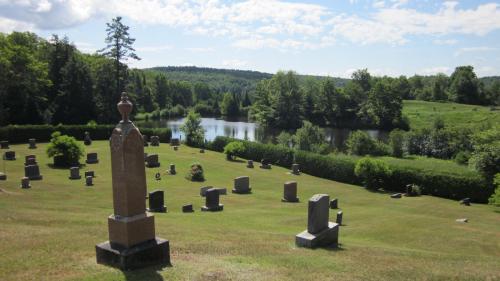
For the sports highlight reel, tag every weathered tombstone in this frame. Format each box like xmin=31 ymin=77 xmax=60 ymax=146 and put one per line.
xmin=232 ymin=176 xmax=251 ymax=194
xmin=69 ymin=167 xmax=81 ymax=180
xmin=85 ymin=171 xmax=95 ymax=178
xmin=150 ymin=136 xmax=160 ymax=146
xmin=170 ymin=138 xmax=180 ymax=146
xmin=147 ymin=190 xmax=167 ymax=213
xmin=199 ymin=148 xmax=204 ymax=153
xmin=3 ymin=151 xmax=15 ymax=160
xmin=86 ymin=176 xmax=93 ymax=186
xmin=95 ymin=92 xmax=170 ymax=270
xmin=28 ymin=138 xmax=37 ymax=149
xmin=246 ymin=160 xmax=254 ymax=168
xmin=86 ymin=152 xmax=99 ymax=164
xmin=291 ymin=164 xmax=300 ymax=175
xmin=201 ymin=188 xmax=223 ymax=211
xmin=200 ymin=186 xmax=213 ymax=197
xmin=460 ymin=198 xmax=471 ymax=206
xmin=391 ymin=193 xmax=402 ymax=199
xmin=330 ymin=198 xmax=338 ymax=209
xmin=336 ymin=211 xmax=343 ymax=225
xmin=143 ymin=135 xmax=149 ymax=147
xmin=24 ymin=155 xmax=37 ymax=166
xmin=24 ymin=164 xmax=42 ymax=180
xmin=0 ymin=172 xmax=6 ymax=180
xmin=182 ymin=204 xmax=194 ymax=213
xmin=84 ymin=131 xmax=92 ymax=146
xmin=295 ymin=194 xmax=339 ymax=248
xmin=169 ymin=164 xmax=176 ymax=175
xmin=0 ymin=140 xmax=9 ymax=149
xmin=282 ymin=181 xmax=299 ymax=202
xmin=260 ymin=158 xmax=271 ymax=169
xmin=145 ymin=154 xmax=160 ymax=168
xmin=21 ymin=177 xmax=31 ymax=189
xmin=173 ymin=146 xmax=178 ymax=151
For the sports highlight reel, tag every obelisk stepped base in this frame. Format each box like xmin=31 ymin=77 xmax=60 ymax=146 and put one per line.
xmin=96 ymin=238 xmax=170 ymax=270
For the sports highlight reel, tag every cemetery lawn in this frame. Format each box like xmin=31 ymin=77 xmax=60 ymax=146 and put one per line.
xmin=403 ymin=100 xmax=500 ymax=129
xmin=0 ymin=141 xmax=499 ymax=281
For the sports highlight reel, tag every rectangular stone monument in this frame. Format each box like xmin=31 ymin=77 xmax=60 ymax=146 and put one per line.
xmin=282 ymin=181 xmax=299 ymax=202
xmin=28 ymin=138 xmax=37 ymax=149
xmin=85 ymin=171 xmax=95 ymax=178
xmin=69 ymin=167 xmax=81 ymax=180
xmin=96 ymin=92 xmax=169 ymax=270
xmin=86 ymin=176 xmax=93 ymax=186
xmin=21 ymin=177 xmax=31 ymax=189
xmin=200 ymin=186 xmax=213 ymax=197
xmin=84 ymin=131 xmax=92 ymax=145
xmin=246 ymin=160 xmax=254 ymax=168
xmin=0 ymin=172 xmax=6 ymax=180
xmin=260 ymin=158 xmax=271 ymax=169
xmin=296 ymin=194 xmax=339 ymax=248
xmin=232 ymin=176 xmax=251 ymax=194
xmin=24 ymin=164 xmax=42 ymax=180
xmin=169 ymin=164 xmax=176 ymax=175
xmin=86 ymin=152 xmax=99 ymax=164
xmin=170 ymin=138 xmax=180 ymax=146
xmin=0 ymin=140 xmax=9 ymax=149
xmin=199 ymin=149 xmax=205 ymax=153
xmin=291 ymin=164 xmax=300 ymax=175
xmin=145 ymin=154 xmax=160 ymax=168
xmin=25 ymin=155 xmax=37 ymax=166
xmin=336 ymin=211 xmax=343 ymax=225
xmin=216 ymin=188 xmax=227 ymax=195
xmin=182 ymin=204 xmax=194 ymax=213
xmin=147 ymin=190 xmax=167 ymax=213
xmin=3 ymin=151 xmax=15 ymax=160
xmin=201 ymin=188 xmax=223 ymax=211
xmin=330 ymin=198 xmax=338 ymax=209
xmin=173 ymin=146 xmax=178 ymax=151
xmin=150 ymin=136 xmax=160 ymax=146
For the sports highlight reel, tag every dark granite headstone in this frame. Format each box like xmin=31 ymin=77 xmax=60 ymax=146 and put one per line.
xmin=0 ymin=140 xmax=9 ymax=149
xmin=232 ymin=176 xmax=251 ymax=194
xmin=173 ymin=146 xmax=178 ymax=151
xmin=336 ymin=211 xmax=343 ymax=226
xmin=3 ymin=151 xmax=15 ymax=160
xmin=460 ymin=198 xmax=471 ymax=206
xmin=86 ymin=176 xmax=93 ymax=186
xmin=282 ymin=181 xmax=299 ymax=202
xmin=24 ymin=164 xmax=42 ymax=180
xmin=170 ymin=138 xmax=180 ymax=146
xmin=147 ymin=190 xmax=167 ymax=213
xmin=150 ymin=136 xmax=160 ymax=146
xmin=182 ymin=204 xmax=194 ymax=213
xmin=200 ymin=186 xmax=213 ymax=197
xmin=85 ymin=171 xmax=95 ymax=178
xmin=86 ymin=152 xmax=99 ymax=164
xmin=260 ymin=158 xmax=271 ymax=169
xmin=145 ymin=154 xmax=160 ymax=168
xmin=84 ymin=132 xmax=92 ymax=146
xmin=21 ymin=177 xmax=30 ymax=189
xmin=28 ymin=138 xmax=37 ymax=149
xmin=69 ymin=167 xmax=81 ymax=180
xmin=199 ymin=149 xmax=204 ymax=153
xmin=169 ymin=164 xmax=176 ymax=175
xmin=0 ymin=172 xmax=6 ymax=180
xmin=330 ymin=198 xmax=338 ymax=209
xmin=24 ymin=155 xmax=37 ymax=166
xmin=201 ymin=188 xmax=223 ymax=211
xmin=246 ymin=160 xmax=254 ymax=168
xmin=291 ymin=163 xmax=300 ymax=175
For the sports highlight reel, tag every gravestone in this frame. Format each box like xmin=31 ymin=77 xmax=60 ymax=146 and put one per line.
xmin=170 ymin=138 xmax=180 ymax=146
xmin=291 ymin=164 xmax=300 ymax=175
xmin=86 ymin=152 xmax=99 ymax=164
xmin=21 ymin=177 xmax=31 ymax=189
xmin=28 ymin=138 xmax=37 ymax=149
xmin=3 ymin=151 xmax=15 ymax=160
xmin=86 ymin=176 xmax=93 ymax=186
xmin=460 ymin=198 xmax=471 ymax=206
xmin=95 ymin=92 xmax=170 ymax=270
xmin=145 ymin=154 xmax=160 ymax=168
xmin=216 ymin=188 xmax=227 ymax=195
xmin=295 ymin=194 xmax=339 ymax=248
xmin=69 ymin=167 xmax=81 ymax=180
xmin=391 ymin=193 xmax=402 ymax=199
xmin=150 ymin=136 xmax=160 ymax=146
xmin=24 ymin=164 xmax=42 ymax=180
xmin=182 ymin=204 xmax=194 ymax=213
xmin=0 ymin=140 xmax=9 ymax=149
xmin=201 ymin=188 xmax=224 ymax=212
xmin=282 ymin=181 xmax=299 ymax=202
xmin=260 ymin=158 xmax=271 ymax=169
xmin=232 ymin=176 xmax=251 ymax=194
xmin=336 ymin=211 xmax=343 ymax=225
xmin=169 ymin=164 xmax=176 ymax=175
xmin=200 ymin=186 xmax=213 ymax=197
xmin=147 ymin=190 xmax=167 ymax=213
xmin=246 ymin=160 xmax=254 ymax=168
xmin=85 ymin=171 xmax=95 ymax=178
xmin=199 ymin=149 xmax=205 ymax=153
xmin=25 ymin=155 xmax=37 ymax=166
xmin=0 ymin=172 xmax=6 ymax=180
xmin=84 ymin=131 xmax=92 ymax=146
xmin=143 ymin=135 xmax=149 ymax=147
xmin=330 ymin=198 xmax=338 ymax=209
xmin=173 ymin=146 xmax=178 ymax=151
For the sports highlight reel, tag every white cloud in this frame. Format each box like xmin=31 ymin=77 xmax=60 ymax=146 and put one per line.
xmin=373 ymin=1 xmax=385 ymax=9
xmin=222 ymin=59 xmax=248 ymax=68
xmin=454 ymin=46 xmax=497 ymax=57
xmin=433 ymin=39 xmax=458 ymax=45
xmin=74 ymin=41 xmax=97 ymax=53
xmin=0 ymin=16 xmax=34 ymax=32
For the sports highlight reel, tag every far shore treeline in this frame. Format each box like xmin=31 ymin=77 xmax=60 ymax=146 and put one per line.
xmin=0 ymin=31 xmax=499 ymax=129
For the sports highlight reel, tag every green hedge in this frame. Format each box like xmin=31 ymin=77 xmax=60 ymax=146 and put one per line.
xmin=207 ymin=136 xmax=492 ymax=203
xmin=0 ymin=125 xmax=171 ymax=144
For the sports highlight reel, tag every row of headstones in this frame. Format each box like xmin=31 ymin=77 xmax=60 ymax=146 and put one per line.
xmin=1 ymin=139 xmax=37 ymax=150
xmin=143 ymin=136 xmax=181 ymax=147
xmin=246 ymin=159 xmax=300 ymax=175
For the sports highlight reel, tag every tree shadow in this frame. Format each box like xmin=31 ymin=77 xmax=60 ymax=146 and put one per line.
xmin=320 ymin=243 xmax=346 ymax=252
xmin=122 ymin=265 xmax=169 ymax=281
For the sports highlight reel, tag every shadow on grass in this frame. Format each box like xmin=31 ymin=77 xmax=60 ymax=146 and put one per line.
xmin=47 ymin=163 xmax=86 ymax=170
xmin=323 ymin=243 xmax=346 ymax=252
xmin=228 ymin=159 xmax=245 ymax=163
xmin=123 ymin=265 xmax=170 ymax=281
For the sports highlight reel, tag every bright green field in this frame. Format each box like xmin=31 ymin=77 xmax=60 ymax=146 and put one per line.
xmin=403 ymin=100 xmax=500 ymax=129
xmin=0 ymin=141 xmax=499 ymax=281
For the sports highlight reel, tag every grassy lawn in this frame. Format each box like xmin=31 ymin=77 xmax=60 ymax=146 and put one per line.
xmin=403 ymin=100 xmax=500 ymax=129
xmin=0 ymin=141 xmax=499 ymax=281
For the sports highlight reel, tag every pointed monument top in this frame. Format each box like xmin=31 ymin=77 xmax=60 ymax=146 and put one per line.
xmin=117 ymin=92 xmax=133 ymax=123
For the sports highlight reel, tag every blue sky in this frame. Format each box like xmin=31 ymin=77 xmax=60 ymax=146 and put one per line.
xmin=1 ymin=0 xmax=500 ymax=77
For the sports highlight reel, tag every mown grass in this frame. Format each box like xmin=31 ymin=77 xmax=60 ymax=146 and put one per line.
xmin=403 ymin=100 xmax=500 ymax=129
xmin=0 ymin=141 xmax=499 ymax=281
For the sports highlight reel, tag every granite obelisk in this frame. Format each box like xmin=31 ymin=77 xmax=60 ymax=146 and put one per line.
xmin=96 ymin=92 xmax=170 ymax=270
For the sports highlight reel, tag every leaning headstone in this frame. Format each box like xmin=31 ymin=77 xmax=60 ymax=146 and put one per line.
xmin=145 ymin=154 xmax=160 ymax=168
xmin=95 ymin=92 xmax=170 ymax=270
xmin=0 ymin=172 xmax=6 ymax=180
xmin=150 ymin=136 xmax=160 ymax=146
xmin=0 ymin=140 xmax=9 ymax=149
xmin=282 ymin=181 xmax=299 ymax=202
xmin=169 ymin=164 xmax=176 ymax=175
xmin=84 ymin=171 xmax=95 ymax=178
xmin=69 ymin=167 xmax=81 ymax=180
xmin=296 ymin=194 xmax=339 ymax=248
xmin=21 ymin=177 xmax=31 ymax=189
xmin=170 ymin=138 xmax=180 ymax=146
xmin=291 ymin=164 xmax=300 ymax=175
xmin=25 ymin=155 xmax=37 ymax=166
xmin=330 ymin=198 xmax=338 ymax=209
xmin=86 ymin=152 xmax=99 ymax=164
xmin=3 ymin=151 xmax=15 ymax=160
xmin=201 ymin=188 xmax=223 ymax=212
xmin=86 ymin=176 xmax=93 ymax=186
xmin=24 ymin=164 xmax=42 ymax=180
xmin=232 ymin=176 xmax=251 ymax=194
xmin=182 ymin=204 xmax=194 ymax=213
xmin=28 ymin=138 xmax=37 ymax=149
xmin=260 ymin=158 xmax=271 ymax=169
xmin=336 ymin=211 xmax=343 ymax=226
xmin=391 ymin=193 xmax=402 ymax=199
xmin=147 ymin=190 xmax=167 ymax=213
xmin=84 ymin=131 xmax=92 ymax=146
xmin=460 ymin=198 xmax=471 ymax=206
xmin=246 ymin=160 xmax=254 ymax=168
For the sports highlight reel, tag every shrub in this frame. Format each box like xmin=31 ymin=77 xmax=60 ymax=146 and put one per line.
xmin=354 ymin=157 xmax=392 ymax=190
xmin=276 ymin=131 xmax=293 ymax=148
xmin=180 ymin=110 xmax=205 ymax=147
xmin=389 ymin=129 xmax=405 ymax=158
xmin=488 ymin=174 xmax=500 ymax=206
xmin=346 ymin=131 xmax=389 ymax=156
xmin=186 ymin=163 xmax=205 ymax=182
xmin=406 ymin=184 xmax=422 ymax=196
xmin=224 ymin=141 xmax=245 ymax=160
xmin=454 ymin=151 xmax=471 ymax=165
xmin=294 ymin=121 xmax=328 ymax=154
xmin=46 ymin=131 xmax=84 ymax=167
xmin=469 ymin=143 xmax=500 ymax=179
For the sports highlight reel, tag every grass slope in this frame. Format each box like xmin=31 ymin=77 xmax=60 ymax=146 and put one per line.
xmin=403 ymin=100 xmax=500 ymax=129
xmin=0 ymin=141 xmax=499 ymax=281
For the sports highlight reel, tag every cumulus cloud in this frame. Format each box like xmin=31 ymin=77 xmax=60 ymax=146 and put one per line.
xmin=454 ymin=46 xmax=498 ymax=57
